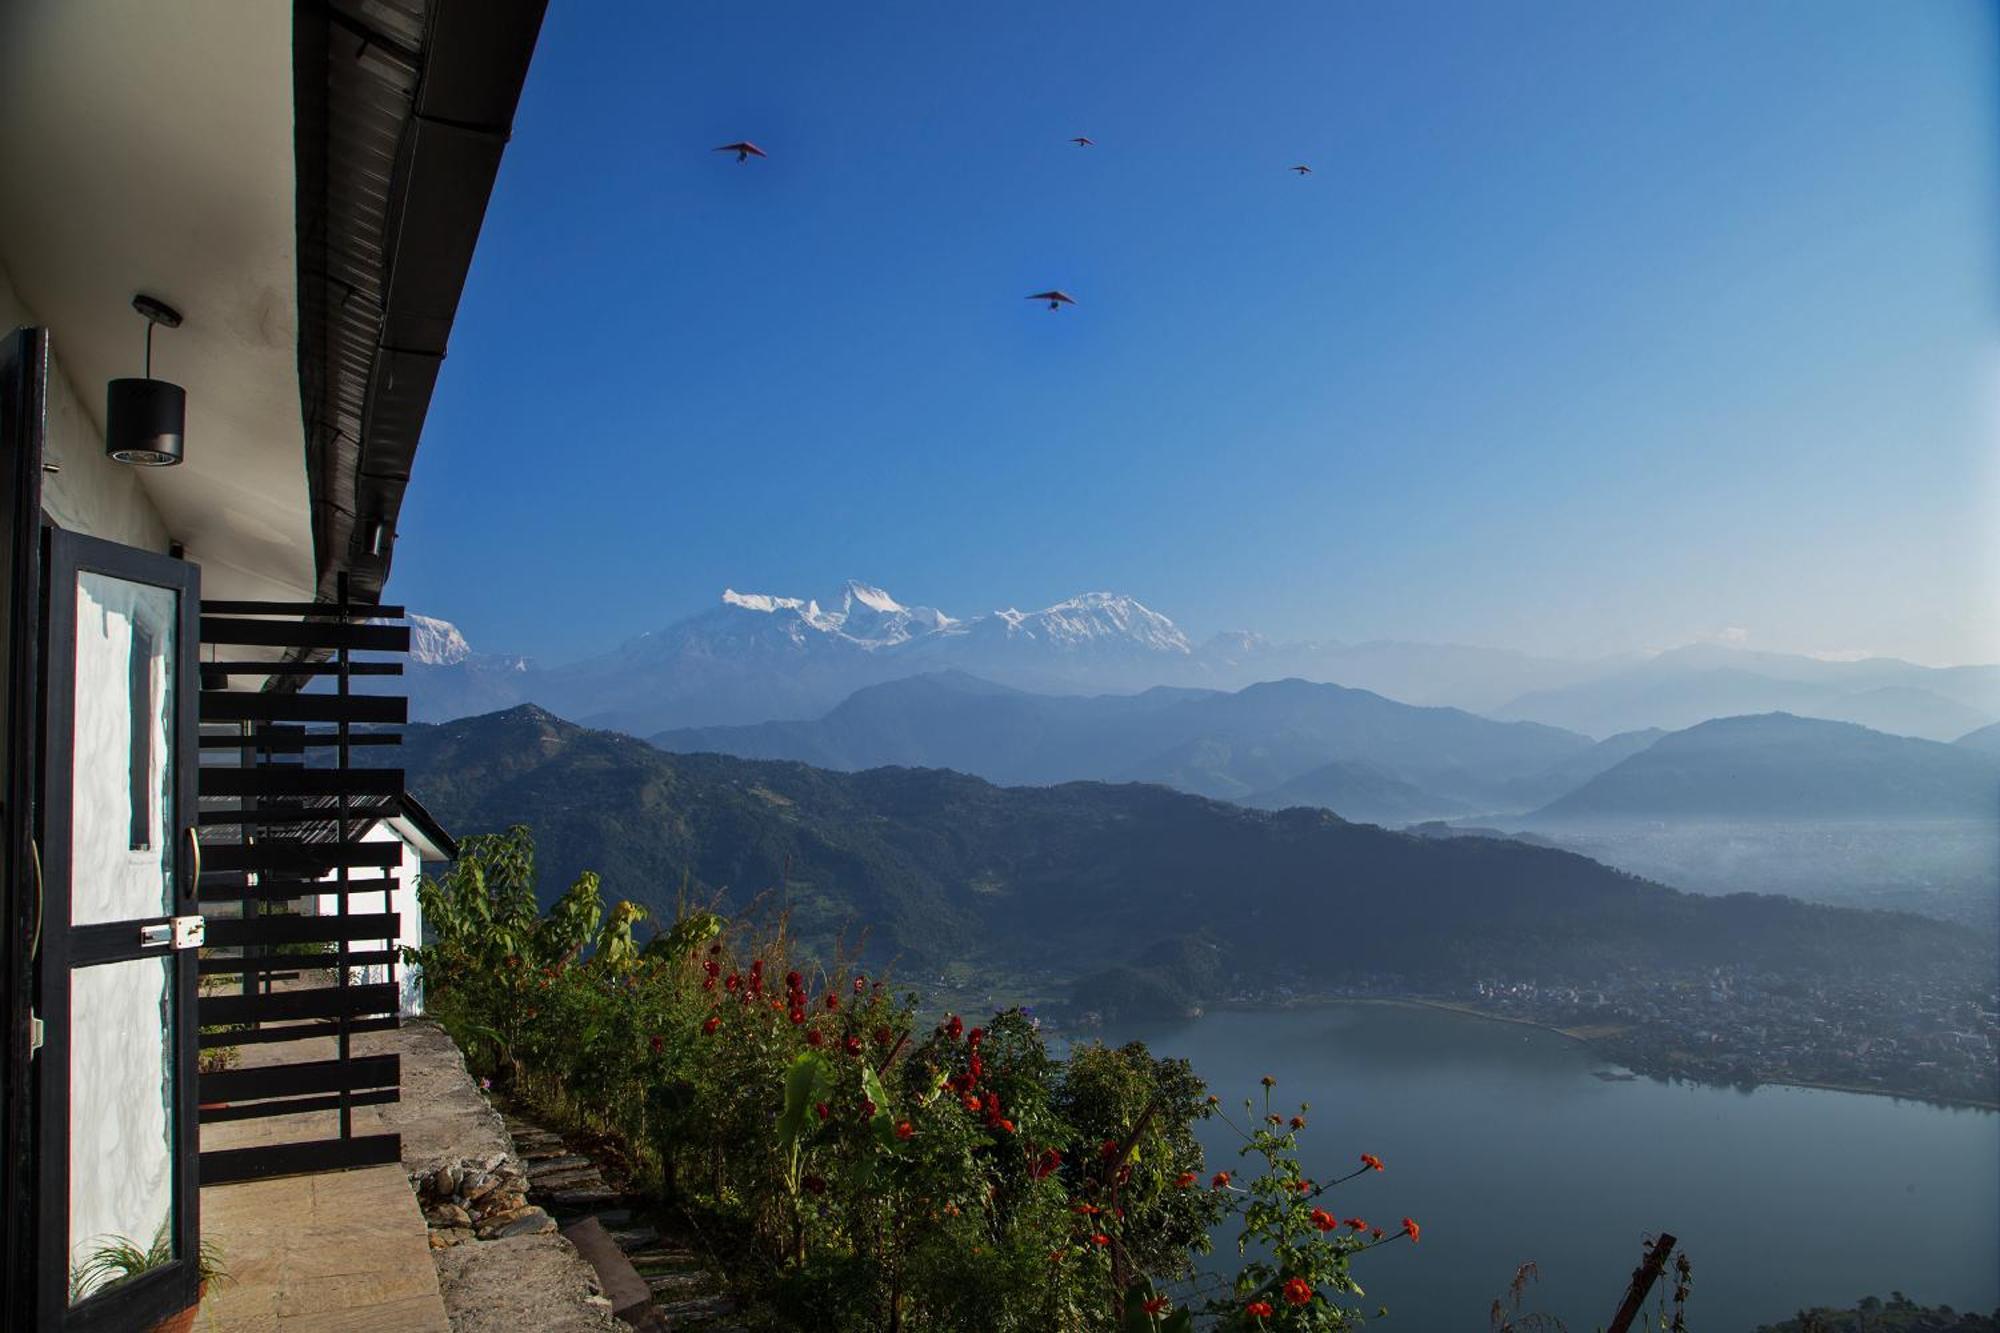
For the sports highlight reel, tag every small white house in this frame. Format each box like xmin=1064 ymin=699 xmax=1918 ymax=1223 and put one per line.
xmin=314 ymin=793 xmax=457 ymax=1017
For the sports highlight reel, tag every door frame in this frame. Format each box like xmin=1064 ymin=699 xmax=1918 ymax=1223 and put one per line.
xmin=36 ymin=526 xmax=201 ymax=1331
xmin=1 ymin=327 xmax=48 ymax=1330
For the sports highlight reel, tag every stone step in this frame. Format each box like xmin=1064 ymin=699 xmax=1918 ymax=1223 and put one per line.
xmin=526 ymin=1154 xmax=593 ymax=1177
xmin=527 ymin=1167 xmax=605 ymax=1194
xmin=644 ymin=1270 xmax=713 ymax=1297
xmin=652 ymin=1293 xmax=737 ymax=1319
xmin=588 ymin=1208 xmax=635 ymax=1229
xmin=544 ymin=1185 xmax=624 ymax=1210
xmin=625 ymin=1248 xmax=703 ymax=1271
xmin=608 ymin=1225 xmax=660 ymax=1252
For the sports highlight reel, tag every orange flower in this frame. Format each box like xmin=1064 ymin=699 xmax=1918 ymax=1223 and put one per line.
xmin=1210 ymin=1171 xmax=1231 ymax=1189
xmin=1360 ymin=1153 xmax=1384 ymax=1172
xmin=1310 ymin=1208 xmax=1337 ymax=1231
xmin=963 ymin=1094 xmax=982 ymax=1114
xmin=1345 ymin=1217 xmax=1367 ymax=1231
xmin=1176 ymin=1171 xmax=1198 ymax=1189
xmin=1073 ymin=1203 xmax=1101 ymax=1215
xmin=1283 ymin=1276 xmax=1312 ymax=1306
xmin=1245 ymin=1300 xmax=1274 ymax=1318
xmin=1401 ymin=1216 xmax=1421 ymax=1244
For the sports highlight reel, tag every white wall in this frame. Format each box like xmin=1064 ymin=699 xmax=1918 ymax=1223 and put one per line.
xmin=315 ymin=823 xmax=426 ymax=1018
xmin=1 ymin=259 xmax=171 ymax=552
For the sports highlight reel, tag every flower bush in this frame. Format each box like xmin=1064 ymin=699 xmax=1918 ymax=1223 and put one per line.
xmin=409 ymin=827 xmax=1416 ymax=1331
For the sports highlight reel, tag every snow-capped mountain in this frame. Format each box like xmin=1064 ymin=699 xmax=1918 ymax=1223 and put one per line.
xmin=408 ymin=613 xmax=474 ymax=666
xmin=393 ymin=586 xmax=2000 ymax=742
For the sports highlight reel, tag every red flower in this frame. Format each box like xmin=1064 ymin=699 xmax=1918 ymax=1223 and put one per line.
xmin=968 ymin=1026 xmax=984 ymax=1046
xmin=895 ymin=1120 xmax=914 ymax=1141
xmin=963 ymin=1094 xmax=982 ymax=1114
xmin=806 ymin=1029 xmax=824 ymax=1047
xmin=1292 ymin=1179 xmax=1312 ymax=1194
xmin=875 ymin=1026 xmax=894 ymax=1047
xmin=1143 ymin=1296 xmax=1169 ymax=1315
xmin=944 ymin=1014 xmax=963 ymax=1041
xmin=703 ymin=960 xmax=719 ymax=977
xmin=844 ymin=1035 xmax=863 ymax=1057
xmin=1048 ymin=1250 xmax=1065 ymax=1264
xmin=1245 ymin=1300 xmax=1274 ymax=1318
xmin=702 ymin=977 xmax=716 ymax=991
xmin=1401 ymin=1217 xmax=1421 ymax=1244
xmin=853 ymin=975 xmax=866 ymax=993
xmin=701 ymin=1017 xmax=721 ymax=1035
xmin=1360 ymin=1153 xmax=1384 ymax=1172
xmin=648 ymin=1035 xmax=664 ymax=1054
xmin=1283 ymin=1276 xmax=1312 ymax=1307
xmin=1176 ymin=1171 xmax=1198 ymax=1189
xmin=785 ymin=970 xmax=802 ymax=989
xmin=1031 ymin=1148 xmax=1061 ymax=1179
xmin=1310 ymin=1208 xmax=1337 ymax=1232
xmin=724 ymin=974 xmax=740 ymax=992
xmin=860 ymin=1097 xmax=877 ymax=1118
xmin=1072 ymin=1203 xmax=1100 ymax=1215
xmin=824 ymin=993 xmax=840 ymax=1011
xmin=814 ymin=1101 xmax=830 ymax=1120
xmin=968 ymin=1054 xmax=983 ymax=1082
xmin=788 ymin=1008 xmax=805 ymax=1025
xmin=1346 ymin=1217 xmax=1367 ymax=1231
xmin=1210 ymin=1171 xmax=1231 ymax=1189
xmin=1290 ymin=1116 xmax=1306 ymax=1130
xmin=749 ymin=959 xmax=764 ymax=974
xmin=1090 ymin=1233 xmax=1110 ymax=1247
xmin=1371 ymin=1227 xmax=1384 ymax=1240
xmin=1266 ymin=1115 xmax=1282 ymax=1127
xmin=1100 ymin=1138 xmax=1121 ymax=1161
xmin=997 ymin=1118 xmax=1016 ymax=1134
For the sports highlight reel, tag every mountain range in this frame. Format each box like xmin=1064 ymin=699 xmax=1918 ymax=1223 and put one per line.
xmin=653 ymin=671 xmax=1601 ymax=818
xmin=392 ymin=584 xmax=2000 ymax=741
xmin=383 ymin=706 xmax=1991 ymax=991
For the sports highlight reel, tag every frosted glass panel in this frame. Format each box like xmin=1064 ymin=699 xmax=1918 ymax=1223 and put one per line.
xmin=67 ymin=957 xmax=176 ymax=1304
xmin=71 ymin=572 xmax=176 ymax=925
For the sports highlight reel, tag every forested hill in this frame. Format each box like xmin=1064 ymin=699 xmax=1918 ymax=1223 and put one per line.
xmin=390 ymin=706 xmax=1988 ymax=987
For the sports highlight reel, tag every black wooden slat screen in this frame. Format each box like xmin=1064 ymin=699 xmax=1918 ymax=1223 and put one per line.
xmin=195 ymin=583 xmax=410 ymax=1185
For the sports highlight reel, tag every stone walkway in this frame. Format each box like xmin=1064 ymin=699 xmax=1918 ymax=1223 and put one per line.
xmin=501 ymin=1111 xmax=743 ymax=1329
xmin=197 ymin=1165 xmax=450 ymax=1333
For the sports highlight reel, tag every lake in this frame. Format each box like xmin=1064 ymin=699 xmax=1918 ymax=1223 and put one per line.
xmin=1101 ymin=1002 xmax=2000 ymax=1330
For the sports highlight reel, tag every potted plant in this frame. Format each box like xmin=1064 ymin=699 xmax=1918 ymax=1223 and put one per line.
xmin=68 ymin=1227 xmax=227 ymax=1332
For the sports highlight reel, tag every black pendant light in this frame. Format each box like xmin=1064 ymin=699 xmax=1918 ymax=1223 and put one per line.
xmin=106 ymin=293 xmax=186 ymax=466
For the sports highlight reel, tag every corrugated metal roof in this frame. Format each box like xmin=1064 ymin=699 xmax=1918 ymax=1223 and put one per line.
xmin=293 ymin=0 xmax=546 ymax=609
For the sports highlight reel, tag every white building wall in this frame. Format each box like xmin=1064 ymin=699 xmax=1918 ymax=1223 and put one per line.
xmin=315 ymin=823 xmax=426 ymax=1018
xmin=0 ymin=259 xmax=172 ymax=552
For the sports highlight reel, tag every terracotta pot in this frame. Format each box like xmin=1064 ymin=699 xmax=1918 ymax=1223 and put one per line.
xmin=146 ymin=1279 xmax=206 ymax=1333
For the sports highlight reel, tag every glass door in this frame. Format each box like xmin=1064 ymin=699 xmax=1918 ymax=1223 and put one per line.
xmin=36 ymin=527 xmax=200 ymax=1331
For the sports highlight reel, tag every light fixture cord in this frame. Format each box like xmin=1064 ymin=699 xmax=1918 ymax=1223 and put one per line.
xmin=144 ymin=319 xmax=154 ymax=378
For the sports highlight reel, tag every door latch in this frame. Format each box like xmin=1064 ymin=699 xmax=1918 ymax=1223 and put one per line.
xmin=173 ymin=915 xmax=205 ymax=950
xmin=139 ymin=922 xmax=171 ymax=948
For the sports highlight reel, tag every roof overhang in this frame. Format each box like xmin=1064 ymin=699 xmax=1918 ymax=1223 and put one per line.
xmin=0 ymin=0 xmax=545 ymax=618
xmin=295 ymin=0 xmax=547 ymax=606
xmin=0 ymin=1 xmax=315 ymax=603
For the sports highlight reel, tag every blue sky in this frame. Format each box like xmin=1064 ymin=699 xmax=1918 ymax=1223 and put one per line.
xmin=392 ymin=1 xmax=1998 ymax=667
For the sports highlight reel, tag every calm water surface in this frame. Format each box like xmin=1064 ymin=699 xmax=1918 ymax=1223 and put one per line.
xmin=1101 ymin=1003 xmax=1999 ymax=1330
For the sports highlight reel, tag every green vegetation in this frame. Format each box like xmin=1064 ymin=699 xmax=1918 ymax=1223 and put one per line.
xmin=411 ymin=826 xmax=1422 ymax=1331
xmin=1753 ymin=1294 xmax=2000 ymax=1332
